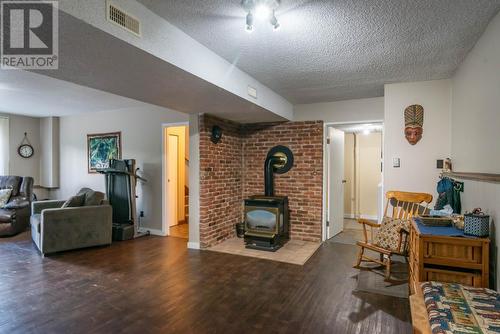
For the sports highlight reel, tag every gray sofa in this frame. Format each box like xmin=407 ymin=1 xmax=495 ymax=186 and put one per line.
xmin=0 ymin=176 xmax=34 ymax=237
xmin=30 ymin=189 xmax=112 ymax=256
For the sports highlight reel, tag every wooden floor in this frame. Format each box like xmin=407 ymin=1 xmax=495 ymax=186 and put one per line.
xmin=169 ymin=223 xmax=189 ymax=239
xmin=0 ymin=233 xmax=411 ymax=334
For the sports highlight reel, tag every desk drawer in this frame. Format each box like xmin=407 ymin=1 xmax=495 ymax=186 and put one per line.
xmin=422 ymin=267 xmax=483 ymax=288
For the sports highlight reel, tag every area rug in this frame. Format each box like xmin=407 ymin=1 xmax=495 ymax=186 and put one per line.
xmin=206 ymin=238 xmax=321 ymax=265
xmin=355 ymin=261 xmax=409 ymax=299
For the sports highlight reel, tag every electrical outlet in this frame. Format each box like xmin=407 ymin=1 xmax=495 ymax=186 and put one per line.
xmin=393 ymin=158 xmax=400 ymax=168
xmin=140 ymin=211 xmax=144 ymax=218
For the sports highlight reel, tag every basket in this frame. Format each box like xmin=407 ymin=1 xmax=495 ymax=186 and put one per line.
xmin=464 ymin=210 xmax=490 ymax=237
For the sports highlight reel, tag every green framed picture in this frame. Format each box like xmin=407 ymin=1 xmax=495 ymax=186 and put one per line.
xmin=87 ymin=132 xmax=122 ymax=173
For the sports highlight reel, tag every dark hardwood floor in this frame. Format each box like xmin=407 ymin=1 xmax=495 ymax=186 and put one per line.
xmin=0 ymin=233 xmax=411 ymax=334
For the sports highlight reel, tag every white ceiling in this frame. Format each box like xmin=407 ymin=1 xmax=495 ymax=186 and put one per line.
xmin=138 ymin=0 xmax=500 ymax=104
xmin=2 ymin=10 xmax=286 ymax=123
xmin=0 ymin=70 xmax=164 ymax=117
xmin=333 ymin=122 xmax=383 ymax=134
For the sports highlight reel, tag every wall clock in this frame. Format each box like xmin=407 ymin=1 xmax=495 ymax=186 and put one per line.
xmin=18 ymin=132 xmax=34 ymax=158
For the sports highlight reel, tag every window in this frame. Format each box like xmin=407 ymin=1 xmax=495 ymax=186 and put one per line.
xmin=0 ymin=117 xmax=9 ymax=175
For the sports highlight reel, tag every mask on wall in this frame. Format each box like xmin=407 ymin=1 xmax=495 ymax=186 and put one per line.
xmin=404 ymin=104 xmax=424 ymax=145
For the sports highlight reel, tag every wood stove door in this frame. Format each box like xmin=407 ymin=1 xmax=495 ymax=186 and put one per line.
xmin=327 ymin=127 xmax=345 ymax=238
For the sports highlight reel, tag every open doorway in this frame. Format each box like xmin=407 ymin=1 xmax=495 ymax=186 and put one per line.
xmin=163 ymin=123 xmax=189 ymax=239
xmin=325 ymin=122 xmax=383 ymax=244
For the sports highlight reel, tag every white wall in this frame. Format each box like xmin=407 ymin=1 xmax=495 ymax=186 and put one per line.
xmin=451 ymin=11 xmax=500 ymax=289
xmin=358 ymin=133 xmax=382 ymax=218
xmin=0 ymin=112 xmax=41 ymax=184
xmin=39 ymin=117 xmax=60 ymax=188
xmin=452 ymin=14 xmax=500 ymax=174
xmin=187 ymin=113 xmax=200 ymax=249
xmin=294 ymin=97 xmax=384 ymax=123
xmin=344 ymin=133 xmax=355 ymax=216
xmin=384 ymin=80 xmax=452 ymax=203
xmin=344 ymin=132 xmax=382 ymax=219
xmin=53 ymin=106 xmax=188 ymax=232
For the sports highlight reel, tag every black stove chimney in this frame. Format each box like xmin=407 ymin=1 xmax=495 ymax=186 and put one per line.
xmin=264 ymin=155 xmax=283 ymax=197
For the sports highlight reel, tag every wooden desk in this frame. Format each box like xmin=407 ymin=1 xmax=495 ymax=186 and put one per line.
xmin=409 ymin=219 xmax=490 ymax=294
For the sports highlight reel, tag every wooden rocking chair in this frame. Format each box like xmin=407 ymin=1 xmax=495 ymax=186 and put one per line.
xmin=354 ymin=191 xmax=433 ymax=281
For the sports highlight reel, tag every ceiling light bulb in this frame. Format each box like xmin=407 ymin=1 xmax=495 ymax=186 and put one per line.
xmin=255 ymin=4 xmax=270 ymax=19
xmin=270 ymin=10 xmax=280 ymax=30
xmin=363 ymin=129 xmax=371 ymax=135
xmin=246 ymin=12 xmax=254 ymax=32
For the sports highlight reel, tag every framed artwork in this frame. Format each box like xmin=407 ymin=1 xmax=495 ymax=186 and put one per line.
xmin=87 ymin=132 xmax=122 ymax=173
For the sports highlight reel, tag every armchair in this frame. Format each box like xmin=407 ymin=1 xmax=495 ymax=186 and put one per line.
xmin=0 ymin=176 xmax=34 ymax=237
xmin=30 ymin=191 xmax=112 ymax=255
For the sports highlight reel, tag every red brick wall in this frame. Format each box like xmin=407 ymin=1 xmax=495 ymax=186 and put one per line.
xmin=199 ymin=115 xmax=243 ymax=248
xmin=198 ymin=115 xmax=324 ymax=247
xmin=242 ymin=122 xmax=324 ymax=242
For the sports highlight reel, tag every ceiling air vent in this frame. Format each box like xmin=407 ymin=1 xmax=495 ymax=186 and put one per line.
xmin=107 ymin=2 xmax=141 ymax=37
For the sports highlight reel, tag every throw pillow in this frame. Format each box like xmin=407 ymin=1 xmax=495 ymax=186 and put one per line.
xmin=373 ymin=217 xmax=410 ymax=253
xmin=61 ymin=194 xmax=86 ymax=208
xmin=77 ymin=188 xmax=104 ymax=206
xmin=0 ymin=188 xmax=12 ymax=208
xmin=85 ymin=190 xmax=104 ymax=206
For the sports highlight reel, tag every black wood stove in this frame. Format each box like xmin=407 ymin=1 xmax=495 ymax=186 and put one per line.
xmin=244 ymin=146 xmax=293 ymax=251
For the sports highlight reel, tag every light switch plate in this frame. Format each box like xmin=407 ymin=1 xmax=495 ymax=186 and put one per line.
xmin=393 ymin=158 xmax=400 ymax=168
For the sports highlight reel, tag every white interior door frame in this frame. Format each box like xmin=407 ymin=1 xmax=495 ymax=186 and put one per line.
xmin=161 ymin=122 xmax=189 ymax=237
xmin=322 ymin=120 xmax=383 ymax=242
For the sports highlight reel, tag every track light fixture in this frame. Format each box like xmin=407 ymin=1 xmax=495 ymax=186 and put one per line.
xmin=246 ymin=12 xmax=254 ymax=32
xmin=241 ymin=0 xmax=281 ymax=32
xmin=270 ymin=10 xmax=280 ymax=30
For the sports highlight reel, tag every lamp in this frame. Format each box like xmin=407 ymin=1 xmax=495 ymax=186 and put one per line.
xmin=241 ymin=0 xmax=281 ymax=32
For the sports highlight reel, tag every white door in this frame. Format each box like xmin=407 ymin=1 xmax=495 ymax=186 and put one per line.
xmin=327 ymin=127 xmax=345 ymax=238
xmin=167 ymin=134 xmax=179 ymax=227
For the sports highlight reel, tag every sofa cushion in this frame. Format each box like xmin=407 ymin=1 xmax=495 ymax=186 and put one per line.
xmin=0 ymin=188 xmax=12 ymax=208
xmin=62 ymin=194 xmax=85 ymax=208
xmin=0 ymin=176 xmax=21 ymax=197
xmin=0 ymin=208 xmax=14 ymax=223
xmin=374 ymin=217 xmax=410 ymax=253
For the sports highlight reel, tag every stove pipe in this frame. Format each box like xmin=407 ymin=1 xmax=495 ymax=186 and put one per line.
xmin=264 ymin=155 xmax=283 ymax=197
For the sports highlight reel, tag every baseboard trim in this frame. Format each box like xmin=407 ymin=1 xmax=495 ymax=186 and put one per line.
xmin=187 ymin=242 xmax=200 ymax=250
xmin=344 ymin=213 xmax=356 ymax=219
xmin=138 ymin=228 xmax=167 ymax=236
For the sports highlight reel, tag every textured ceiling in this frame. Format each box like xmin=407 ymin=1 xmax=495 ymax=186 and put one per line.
xmin=138 ymin=0 xmax=500 ymax=104
xmin=22 ymin=11 xmax=285 ymax=123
